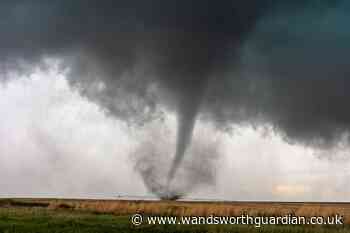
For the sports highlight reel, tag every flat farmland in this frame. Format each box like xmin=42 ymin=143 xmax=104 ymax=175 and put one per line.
xmin=0 ymin=198 xmax=349 ymax=232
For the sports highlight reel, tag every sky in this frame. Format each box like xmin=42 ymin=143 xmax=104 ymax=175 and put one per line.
xmin=1 ymin=60 xmax=350 ymax=201
xmin=1 ymin=1 xmax=350 ymax=201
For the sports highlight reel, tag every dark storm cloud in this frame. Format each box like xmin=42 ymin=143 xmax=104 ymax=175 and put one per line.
xmin=1 ymin=0 xmax=349 ymax=180
xmin=203 ymin=0 xmax=350 ymax=149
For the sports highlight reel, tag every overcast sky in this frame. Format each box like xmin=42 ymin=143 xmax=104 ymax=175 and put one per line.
xmin=1 ymin=61 xmax=350 ymax=202
xmin=1 ymin=1 xmax=350 ymax=202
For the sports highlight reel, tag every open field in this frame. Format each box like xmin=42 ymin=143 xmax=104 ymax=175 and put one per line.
xmin=0 ymin=198 xmax=350 ymax=232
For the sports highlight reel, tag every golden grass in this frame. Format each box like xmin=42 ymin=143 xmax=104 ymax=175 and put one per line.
xmin=3 ymin=198 xmax=350 ymax=224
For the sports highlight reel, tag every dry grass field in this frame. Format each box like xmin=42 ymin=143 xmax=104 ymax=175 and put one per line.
xmin=1 ymin=198 xmax=350 ymax=222
xmin=1 ymin=198 xmax=350 ymax=232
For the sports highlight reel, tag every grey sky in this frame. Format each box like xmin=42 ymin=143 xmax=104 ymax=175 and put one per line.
xmin=1 ymin=62 xmax=349 ymax=201
xmin=1 ymin=1 xmax=350 ymax=201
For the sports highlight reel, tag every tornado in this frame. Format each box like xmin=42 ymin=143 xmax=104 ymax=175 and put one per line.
xmin=168 ymin=83 xmax=205 ymax=181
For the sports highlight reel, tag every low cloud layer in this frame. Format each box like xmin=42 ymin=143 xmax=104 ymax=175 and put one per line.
xmin=1 ymin=1 xmax=350 ymax=150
